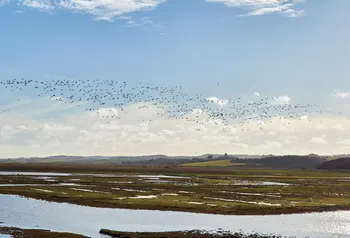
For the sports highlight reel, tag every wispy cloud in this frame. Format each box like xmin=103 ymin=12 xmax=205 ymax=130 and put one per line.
xmin=123 ymin=16 xmax=163 ymax=29
xmin=2 ymin=0 xmax=306 ymax=21
xmin=10 ymin=0 xmax=166 ymax=21
xmin=206 ymin=0 xmax=305 ymax=17
xmin=21 ymin=0 xmax=55 ymax=11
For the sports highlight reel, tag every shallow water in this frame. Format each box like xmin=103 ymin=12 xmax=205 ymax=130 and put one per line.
xmin=0 ymin=194 xmax=350 ymax=238
xmin=0 ymin=171 xmax=188 ymax=179
xmin=231 ymin=181 xmax=290 ymax=186
xmin=58 ymin=183 xmax=82 ymax=186
xmin=0 ymin=183 xmax=81 ymax=187
xmin=259 ymin=181 xmax=290 ymax=186
xmin=0 ymin=172 xmax=71 ymax=176
xmin=0 ymin=184 xmax=50 ymax=187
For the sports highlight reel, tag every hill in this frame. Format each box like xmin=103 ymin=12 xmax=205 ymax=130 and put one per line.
xmin=317 ymin=157 xmax=350 ymax=170
xmin=236 ymin=155 xmax=327 ymax=169
xmin=0 ymin=154 xmax=339 ymax=170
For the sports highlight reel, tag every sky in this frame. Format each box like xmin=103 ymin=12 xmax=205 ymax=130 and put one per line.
xmin=0 ymin=0 xmax=350 ymax=157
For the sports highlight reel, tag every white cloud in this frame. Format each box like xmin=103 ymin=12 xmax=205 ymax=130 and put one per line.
xmin=192 ymin=108 xmax=205 ymax=115
xmin=311 ymin=136 xmax=328 ymax=145
xmin=94 ymin=107 xmax=119 ymax=117
xmin=337 ymin=139 xmax=350 ymax=146
xmin=332 ymin=124 xmax=345 ymax=131
xmin=1 ymin=94 xmax=350 ymax=157
xmin=10 ymin=0 xmax=166 ymax=21
xmin=332 ymin=90 xmax=350 ymax=99
xmin=271 ymin=95 xmax=292 ymax=105
xmin=1 ymin=0 xmax=306 ymax=21
xmin=254 ymin=92 xmax=260 ymax=97
xmin=299 ymin=115 xmax=308 ymax=121
xmin=21 ymin=0 xmax=55 ymax=11
xmin=206 ymin=0 xmax=305 ymax=17
xmin=258 ymin=140 xmax=283 ymax=149
xmin=42 ymin=123 xmax=73 ymax=131
xmin=206 ymin=96 xmax=229 ymax=107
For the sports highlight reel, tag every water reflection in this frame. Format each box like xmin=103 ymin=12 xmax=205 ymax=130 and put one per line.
xmin=0 ymin=172 xmax=71 ymax=176
xmin=0 ymin=194 xmax=349 ymax=238
xmin=0 ymin=171 xmax=187 ymax=179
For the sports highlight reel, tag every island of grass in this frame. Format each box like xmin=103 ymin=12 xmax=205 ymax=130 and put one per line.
xmin=0 ymin=226 xmax=87 ymax=238
xmin=99 ymin=229 xmax=290 ymax=238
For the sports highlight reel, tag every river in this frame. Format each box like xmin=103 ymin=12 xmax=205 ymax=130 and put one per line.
xmin=0 ymin=194 xmax=350 ymax=238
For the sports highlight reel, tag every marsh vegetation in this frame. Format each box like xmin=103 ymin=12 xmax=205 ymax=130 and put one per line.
xmin=0 ymin=163 xmax=349 ymax=215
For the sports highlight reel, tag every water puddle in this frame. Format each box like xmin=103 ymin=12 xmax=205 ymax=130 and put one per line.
xmin=0 ymin=184 xmax=45 ymax=187
xmin=32 ymin=189 xmax=53 ymax=193
xmin=58 ymin=183 xmax=82 ymax=186
xmin=230 ymin=181 xmax=290 ymax=186
xmin=0 ymin=172 xmax=189 ymax=179
xmin=130 ymin=195 xmax=158 ymax=199
xmin=161 ymin=193 xmax=178 ymax=196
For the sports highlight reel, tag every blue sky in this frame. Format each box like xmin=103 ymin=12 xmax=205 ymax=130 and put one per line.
xmin=0 ymin=0 xmax=350 ymax=157
xmin=1 ymin=0 xmax=349 ymax=98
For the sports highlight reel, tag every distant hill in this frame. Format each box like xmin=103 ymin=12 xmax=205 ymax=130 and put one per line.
xmin=317 ymin=157 xmax=350 ymax=170
xmin=0 ymin=154 xmax=259 ymax=164
xmin=123 ymin=155 xmax=328 ymax=169
xmin=226 ymin=155 xmax=327 ymax=169
xmin=0 ymin=155 xmax=193 ymax=164
xmin=0 ymin=154 xmax=343 ymax=169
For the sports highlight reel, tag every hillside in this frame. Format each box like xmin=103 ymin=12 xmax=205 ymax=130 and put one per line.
xmin=317 ymin=157 xmax=350 ymax=170
xmin=238 ymin=155 xmax=327 ymax=169
xmin=182 ymin=155 xmax=327 ymax=169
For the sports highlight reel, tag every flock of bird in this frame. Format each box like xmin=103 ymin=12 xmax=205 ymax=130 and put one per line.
xmin=0 ymin=78 xmax=329 ymax=132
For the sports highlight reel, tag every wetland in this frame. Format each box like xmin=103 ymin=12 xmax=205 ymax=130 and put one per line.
xmin=0 ymin=163 xmax=350 ymax=237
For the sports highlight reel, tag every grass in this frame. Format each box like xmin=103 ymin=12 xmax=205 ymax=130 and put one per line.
xmin=325 ymin=157 xmax=337 ymax=161
xmin=98 ymin=229 xmax=287 ymax=238
xmin=183 ymin=159 xmax=246 ymax=167
xmin=0 ymin=227 xmax=87 ymax=238
xmin=0 ymin=163 xmax=350 ymax=215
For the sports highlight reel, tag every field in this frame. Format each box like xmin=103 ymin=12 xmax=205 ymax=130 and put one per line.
xmin=183 ymin=159 xmax=246 ymax=167
xmin=0 ymin=163 xmax=350 ymax=216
